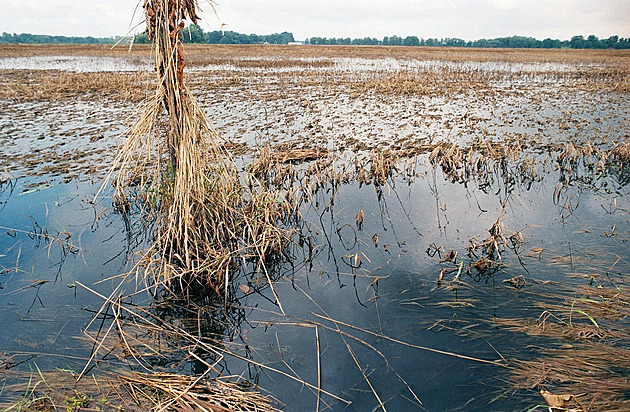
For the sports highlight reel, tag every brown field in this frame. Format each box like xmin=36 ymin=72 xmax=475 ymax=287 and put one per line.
xmin=1 ymin=44 xmax=627 ymax=98
xmin=1 ymin=43 xmax=627 ymax=181
xmin=1 ymin=43 xmax=630 ymax=64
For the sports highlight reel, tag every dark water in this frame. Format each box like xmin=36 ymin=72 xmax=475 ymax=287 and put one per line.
xmin=0 ymin=179 xmax=143 ymax=370
xmin=232 ymin=160 xmax=629 ymax=411
xmin=1 ymin=151 xmax=627 ymax=410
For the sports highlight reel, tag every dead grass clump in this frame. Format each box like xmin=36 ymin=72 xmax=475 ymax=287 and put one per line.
xmin=0 ymin=369 xmax=279 ymax=412
xmin=276 ymin=145 xmax=330 ymax=164
xmin=570 ymin=67 xmax=630 ymax=93
xmin=424 ymin=139 xmax=628 ymax=196
xmin=556 ymin=141 xmax=606 ymax=174
xmin=509 ymin=347 xmax=630 ymax=412
xmin=250 ymin=144 xmax=329 ymax=175
xmin=242 ymin=187 xmax=296 ymax=260
xmin=498 ymin=284 xmax=630 ymax=411
xmin=355 ymin=149 xmax=399 ymax=185
xmin=427 ymin=140 xmax=514 ymax=188
xmin=354 ymin=68 xmax=491 ymax=97
xmin=466 ymin=208 xmax=525 ymax=279
xmin=0 ymin=70 xmax=149 ymax=101
xmin=609 ymin=141 xmax=630 ymax=164
xmin=102 ymin=0 xmax=295 ymax=293
xmin=248 ymin=144 xmax=330 ymax=190
xmin=429 ymin=142 xmax=464 ymax=179
xmin=1 ymin=369 xmax=121 ymax=411
xmin=248 ymin=144 xmax=276 ymax=177
xmin=120 ymin=373 xmax=280 ymax=412
xmin=605 ymin=141 xmax=630 ymax=185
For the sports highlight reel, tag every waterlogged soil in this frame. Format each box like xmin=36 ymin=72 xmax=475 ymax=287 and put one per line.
xmin=0 ymin=45 xmax=629 ymax=411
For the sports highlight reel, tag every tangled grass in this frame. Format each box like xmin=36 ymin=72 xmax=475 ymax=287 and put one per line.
xmin=0 ymin=368 xmax=280 ymax=412
xmin=496 ymin=284 xmax=630 ymax=411
xmin=100 ymin=0 xmax=294 ymax=293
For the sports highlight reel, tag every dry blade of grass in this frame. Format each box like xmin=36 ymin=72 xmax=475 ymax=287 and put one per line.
xmin=0 ymin=368 xmax=280 ymax=412
xmin=311 ymin=312 xmax=507 ymax=366
xmin=495 ymin=283 xmax=630 ymax=411
xmin=75 ymin=279 xmax=351 ymax=407
xmin=120 ymin=372 xmax=281 ymax=412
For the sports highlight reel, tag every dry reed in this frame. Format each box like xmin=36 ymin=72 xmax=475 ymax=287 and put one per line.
xmin=102 ymin=0 xmax=293 ymax=292
xmin=0 ymin=369 xmax=279 ymax=412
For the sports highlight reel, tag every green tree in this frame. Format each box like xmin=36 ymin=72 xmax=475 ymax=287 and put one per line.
xmin=570 ymin=35 xmax=585 ymax=48
xmin=604 ymin=35 xmax=619 ymax=48
xmin=181 ymin=24 xmax=205 ymax=43
xmin=134 ymin=33 xmax=150 ymax=44
xmin=206 ymin=31 xmax=223 ymax=43
xmin=542 ymin=38 xmax=560 ymax=48
xmin=425 ymin=38 xmax=438 ymax=46
xmin=403 ymin=36 xmax=420 ymax=46
xmin=388 ymin=35 xmax=402 ymax=46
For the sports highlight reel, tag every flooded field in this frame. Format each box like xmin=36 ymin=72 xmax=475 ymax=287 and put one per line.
xmin=0 ymin=44 xmax=629 ymax=411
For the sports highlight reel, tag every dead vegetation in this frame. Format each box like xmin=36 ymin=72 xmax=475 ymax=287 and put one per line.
xmin=70 ymin=2 xmax=295 ymax=410
xmin=1 ymin=42 xmax=627 ymax=108
xmin=610 ymin=141 xmax=630 ymax=164
xmin=190 ymin=56 xmax=335 ymax=69
xmin=353 ymin=69 xmax=491 ymax=97
xmin=249 ymin=144 xmax=329 ymax=176
xmin=2 ymin=43 xmax=629 ymax=66
xmin=101 ymin=0 xmax=295 ymax=293
xmin=495 ymin=284 xmax=630 ymax=411
xmin=0 ymin=369 xmax=280 ymax=411
xmin=120 ymin=373 xmax=281 ymax=412
xmin=0 ymin=70 xmax=149 ymax=101
xmin=1 ymin=33 xmax=629 ymax=412
xmin=240 ymin=135 xmax=628 ymax=208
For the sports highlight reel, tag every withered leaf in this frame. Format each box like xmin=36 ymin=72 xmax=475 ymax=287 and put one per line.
xmin=372 ymin=233 xmax=379 ymax=247
xmin=356 ymin=209 xmax=364 ymax=230
xmin=540 ymin=389 xmax=572 ymax=408
xmin=239 ymin=284 xmax=250 ymax=294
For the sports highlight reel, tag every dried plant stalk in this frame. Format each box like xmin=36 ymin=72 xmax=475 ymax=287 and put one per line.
xmin=98 ymin=0 xmax=296 ymax=295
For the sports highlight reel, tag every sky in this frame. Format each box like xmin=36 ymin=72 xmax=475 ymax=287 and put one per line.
xmin=1 ymin=0 xmax=629 ymax=41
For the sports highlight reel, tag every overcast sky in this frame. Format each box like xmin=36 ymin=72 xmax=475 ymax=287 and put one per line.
xmin=1 ymin=1 xmax=629 ymax=41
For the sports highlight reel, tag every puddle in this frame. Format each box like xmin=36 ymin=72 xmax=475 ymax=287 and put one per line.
xmin=0 ymin=55 xmax=152 ymax=72
xmin=0 ymin=54 xmax=596 ymax=75
xmin=2 ymin=149 xmax=627 ymax=410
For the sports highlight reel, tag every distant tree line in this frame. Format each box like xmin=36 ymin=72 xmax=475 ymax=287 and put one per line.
xmin=306 ymin=34 xmax=630 ymax=49
xmin=0 ymin=32 xmax=120 ymax=45
xmin=3 ymin=29 xmax=629 ymax=49
xmin=133 ymin=25 xmax=295 ymax=45
xmin=1 ymin=26 xmax=295 ymax=46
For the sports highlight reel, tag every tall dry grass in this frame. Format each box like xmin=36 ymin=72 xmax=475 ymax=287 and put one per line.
xmin=100 ymin=0 xmax=294 ymax=294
